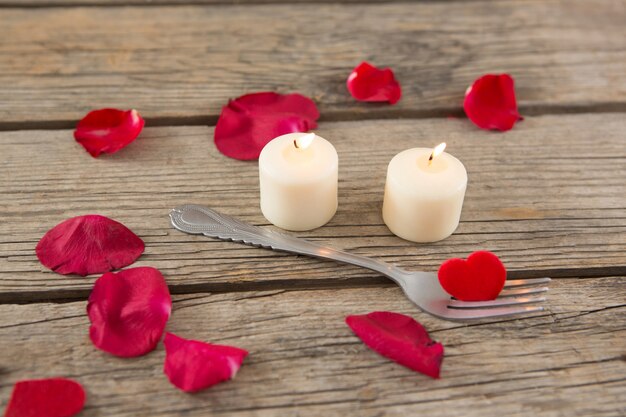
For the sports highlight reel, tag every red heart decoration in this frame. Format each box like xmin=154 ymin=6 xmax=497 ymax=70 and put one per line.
xmin=438 ymin=251 xmax=506 ymax=301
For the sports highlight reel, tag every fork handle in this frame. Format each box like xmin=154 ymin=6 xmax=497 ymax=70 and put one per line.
xmin=169 ymin=204 xmax=405 ymax=283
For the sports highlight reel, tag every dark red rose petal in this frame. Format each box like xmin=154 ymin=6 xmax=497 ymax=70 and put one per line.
xmin=74 ymin=108 xmax=145 ymax=157
xmin=438 ymin=250 xmax=506 ymax=301
xmin=4 ymin=378 xmax=85 ymax=417
xmin=214 ymin=92 xmax=319 ymax=160
xmin=463 ymin=74 xmax=522 ymax=131
xmin=36 ymin=215 xmax=144 ymax=277
xmin=346 ymin=311 xmax=444 ymax=378
xmin=163 ymin=333 xmax=248 ymax=392
xmin=346 ymin=62 xmax=402 ymax=104
xmin=88 ymin=267 xmax=172 ymax=357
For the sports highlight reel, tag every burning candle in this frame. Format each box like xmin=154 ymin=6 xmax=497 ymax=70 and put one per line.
xmin=382 ymin=143 xmax=467 ymax=242
xmin=259 ymin=132 xmax=338 ymax=231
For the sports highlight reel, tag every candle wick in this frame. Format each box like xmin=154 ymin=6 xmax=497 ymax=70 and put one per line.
xmin=428 ymin=153 xmax=434 ymax=165
xmin=293 ymin=139 xmax=299 ymax=149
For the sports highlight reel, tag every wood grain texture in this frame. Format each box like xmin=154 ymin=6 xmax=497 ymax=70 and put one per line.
xmin=1 ymin=113 xmax=625 ymax=301
xmin=0 ymin=0 xmax=625 ymax=126
xmin=0 ymin=277 xmax=624 ymax=416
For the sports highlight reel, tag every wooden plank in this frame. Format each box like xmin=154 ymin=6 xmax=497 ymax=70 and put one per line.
xmin=0 ymin=0 xmax=417 ymax=6
xmin=0 ymin=0 xmax=625 ymax=126
xmin=0 ymin=277 xmax=624 ymax=416
xmin=1 ymin=113 xmax=625 ymax=301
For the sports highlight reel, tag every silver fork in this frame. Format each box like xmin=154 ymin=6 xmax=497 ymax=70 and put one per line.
xmin=170 ymin=204 xmax=549 ymax=321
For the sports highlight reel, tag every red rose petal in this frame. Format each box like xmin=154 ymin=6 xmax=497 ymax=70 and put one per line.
xmin=346 ymin=62 xmax=402 ymax=104
xmin=438 ymin=250 xmax=506 ymax=301
xmin=36 ymin=215 xmax=145 ymax=277
xmin=463 ymin=74 xmax=522 ymax=131
xmin=4 ymin=378 xmax=85 ymax=417
xmin=214 ymin=92 xmax=319 ymax=160
xmin=87 ymin=267 xmax=172 ymax=357
xmin=74 ymin=108 xmax=145 ymax=157
xmin=163 ymin=333 xmax=248 ymax=392
xmin=346 ymin=311 xmax=444 ymax=378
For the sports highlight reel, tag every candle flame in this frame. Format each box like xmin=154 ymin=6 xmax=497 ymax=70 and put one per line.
xmin=428 ymin=142 xmax=446 ymax=164
xmin=294 ymin=133 xmax=316 ymax=150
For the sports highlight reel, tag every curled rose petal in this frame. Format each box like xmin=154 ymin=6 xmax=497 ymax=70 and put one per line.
xmin=214 ymin=92 xmax=319 ymax=160
xmin=36 ymin=215 xmax=145 ymax=277
xmin=463 ymin=74 xmax=522 ymax=131
xmin=88 ymin=267 xmax=172 ymax=357
xmin=74 ymin=108 xmax=145 ymax=157
xmin=164 ymin=332 xmax=248 ymax=392
xmin=438 ymin=250 xmax=506 ymax=301
xmin=346 ymin=62 xmax=402 ymax=104
xmin=346 ymin=311 xmax=444 ymax=378
xmin=4 ymin=378 xmax=85 ymax=417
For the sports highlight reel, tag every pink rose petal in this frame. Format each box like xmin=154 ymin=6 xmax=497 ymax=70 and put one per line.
xmin=74 ymin=108 xmax=145 ymax=157
xmin=347 ymin=62 xmax=402 ymax=104
xmin=464 ymin=74 xmax=522 ymax=131
xmin=346 ymin=311 xmax=444 ymax=378
xmin=36 ymin=215 xmax=145 ymax=277
xmin=214 ymin=92 xmax=319 ymax=160
xmin=88 ymin=267 xmax=172 ymax=357
xmin=4 ymin=378 xmax=85 ymax=417
xmin=164 ymin=332 xmax=248 ymax=392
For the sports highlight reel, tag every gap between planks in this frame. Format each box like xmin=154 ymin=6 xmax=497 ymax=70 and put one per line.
xmin=0 ymin=270 xmax=622 ymax=305
xmin=0 ymin=0 xmax=545 ymax=9
xmin=2 ymin=101 xmax=626 ymax=133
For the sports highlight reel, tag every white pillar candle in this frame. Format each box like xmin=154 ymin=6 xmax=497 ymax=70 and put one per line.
xmin=382 ymin=143 xmax=467 ymax=242
xmin=259 ymin=132 xmax=338 ymax=231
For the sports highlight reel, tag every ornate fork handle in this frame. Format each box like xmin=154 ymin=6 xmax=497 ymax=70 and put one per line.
xmin=169 ymin=204 xmax=405 ymax=284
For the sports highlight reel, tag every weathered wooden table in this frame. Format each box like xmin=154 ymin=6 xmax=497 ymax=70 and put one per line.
xmin=1 ymin=0 xmax=625 ymax=415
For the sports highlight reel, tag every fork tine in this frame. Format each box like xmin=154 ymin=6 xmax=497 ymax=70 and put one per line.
xmin=499 ymin=286 xmax=549 ymax=297
xmin=504 ymin=277 xmax=551 ymax=288
xmin=447 ymin=305 xmax=546 ymax=320
xmin=448 ymin=296 xmax=546 ymax=309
